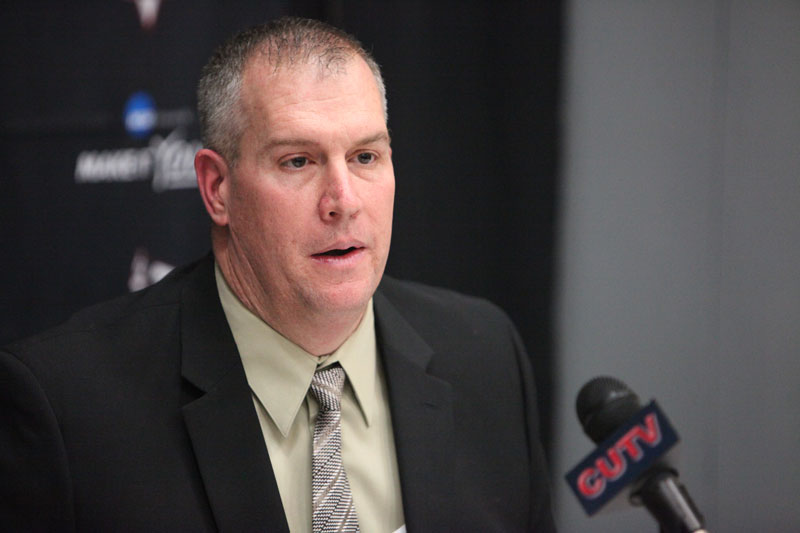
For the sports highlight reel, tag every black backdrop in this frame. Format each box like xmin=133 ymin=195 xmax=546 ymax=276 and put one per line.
xmin=1 ymin=1 xmax=561 ymax=451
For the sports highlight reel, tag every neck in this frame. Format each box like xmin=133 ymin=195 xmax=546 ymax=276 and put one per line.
xmin=213 ymin=232 xmax=366 ymax=356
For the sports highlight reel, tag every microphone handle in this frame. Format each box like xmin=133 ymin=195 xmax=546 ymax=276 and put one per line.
xmin=631 ymin=468 xmax=706 ymax=533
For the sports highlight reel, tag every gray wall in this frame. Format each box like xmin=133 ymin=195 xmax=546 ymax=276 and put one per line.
xmin=553 ymin=1 xmax=800 ymax=531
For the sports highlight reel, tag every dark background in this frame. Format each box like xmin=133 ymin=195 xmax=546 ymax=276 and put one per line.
xmin=0 ymin=1 xmax=562 ymax=451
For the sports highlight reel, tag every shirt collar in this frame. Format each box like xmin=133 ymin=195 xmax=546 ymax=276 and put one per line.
xmin=214 ymin=263 xmax=377 ymax=437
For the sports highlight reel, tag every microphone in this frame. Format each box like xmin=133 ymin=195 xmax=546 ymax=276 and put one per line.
xmin=565 ymin=376 xmax=707 ymax=533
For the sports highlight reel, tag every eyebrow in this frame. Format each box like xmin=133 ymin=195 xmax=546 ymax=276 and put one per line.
xmin=355 ymin=131 xmax=392 ymax=146
xmin=263 ymin=131 xmax=391 ymax=152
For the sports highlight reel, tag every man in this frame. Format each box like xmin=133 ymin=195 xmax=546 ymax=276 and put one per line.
xmin=1 ymin=17 xmax=555 ymax=532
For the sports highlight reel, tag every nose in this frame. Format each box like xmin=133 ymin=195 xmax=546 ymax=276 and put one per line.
xmin=318 ymin=160 xmax=361 ymax=222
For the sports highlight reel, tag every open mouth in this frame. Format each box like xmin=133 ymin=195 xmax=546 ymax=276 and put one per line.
xmin=314 ymin=246 xmax=361 ymax=258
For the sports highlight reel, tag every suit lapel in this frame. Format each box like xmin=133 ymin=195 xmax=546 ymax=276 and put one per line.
xmin=374 ymin=290 xmax=456 ymax=532
xmin=178 ymin=258 xmax=289 ymax=532
xmin=174 ymin=259 xmax=457 ymax=531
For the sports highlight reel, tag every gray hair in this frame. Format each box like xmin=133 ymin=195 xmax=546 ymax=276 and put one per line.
xmin=197 ymin=17 xmax=387 ymax=164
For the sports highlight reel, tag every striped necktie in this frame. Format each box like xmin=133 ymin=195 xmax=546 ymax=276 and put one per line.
xmin=310 ymin=365 xmax=360 ymax=532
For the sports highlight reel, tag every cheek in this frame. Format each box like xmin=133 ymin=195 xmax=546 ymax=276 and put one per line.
xmin=364 ymin=171 xmax=395 ymax=210
xmin=229 ymin=184 xmax=292 ymax=245
xmin=378 ymin=181 xmax=395 ymax=226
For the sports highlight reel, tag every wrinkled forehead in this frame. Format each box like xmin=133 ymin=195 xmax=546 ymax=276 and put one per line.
xmin=234 ymin=52 xmax=387 ymax=153
xmin=240 ymin=52 xmax=378 ymax=110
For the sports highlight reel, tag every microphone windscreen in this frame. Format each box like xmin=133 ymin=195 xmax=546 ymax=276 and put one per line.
xmin=576 ymin=376 xmax=642 ymax=443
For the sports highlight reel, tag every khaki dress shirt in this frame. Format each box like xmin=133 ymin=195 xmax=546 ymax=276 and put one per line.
xmin=215 ymin=266 xmax=405 ymax=532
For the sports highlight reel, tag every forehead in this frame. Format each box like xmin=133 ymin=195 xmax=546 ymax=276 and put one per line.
xmin=239 ymin=54 xmax=383 ymax=125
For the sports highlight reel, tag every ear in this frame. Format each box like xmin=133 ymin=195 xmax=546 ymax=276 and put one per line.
xmin=195 ymin=148 xmax=231 ymax=227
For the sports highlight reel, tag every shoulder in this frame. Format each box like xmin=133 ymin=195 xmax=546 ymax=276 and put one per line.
xmin=377 ymin=275 xmax=512 ymax=322
xmin=3 ymin=256 xmax=212 ymax=370
xmin=375 ymin=275 xmax=519 ymax=352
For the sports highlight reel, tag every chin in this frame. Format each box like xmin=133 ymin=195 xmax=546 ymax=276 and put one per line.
xmin=309 ymin=279 xmax=376 ymax=315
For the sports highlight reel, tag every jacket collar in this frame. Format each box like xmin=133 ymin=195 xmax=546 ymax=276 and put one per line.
xmin=177 ymin=258 xmax=456 ymax=531
xmin=373 ymin=287 xmax=456 ymax=532
xmin=179 ymin=255 xmax=289 ymax=532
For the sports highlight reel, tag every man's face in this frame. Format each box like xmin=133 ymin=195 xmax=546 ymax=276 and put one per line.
xmin=224 ymin=55 xmax=394 ymax=326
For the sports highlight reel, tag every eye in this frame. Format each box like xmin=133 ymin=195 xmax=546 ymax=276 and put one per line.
xmin=283 ymin=156 xmax=308 ymax=169
xmin=355 ymin=152 xmax=376 ymax=164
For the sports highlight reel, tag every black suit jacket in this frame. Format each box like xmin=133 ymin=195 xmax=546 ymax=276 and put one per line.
xmin=1 ymin=255 xmax=554 ymax=532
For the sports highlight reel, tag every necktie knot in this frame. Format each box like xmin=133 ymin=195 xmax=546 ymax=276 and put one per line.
xmin=310 ymin=365 xmax=345 ymax=412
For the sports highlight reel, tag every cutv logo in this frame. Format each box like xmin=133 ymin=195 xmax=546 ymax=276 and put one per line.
xmin=565 ymin=401 xmax=679 ymax=515
xmin=576 ymin=412 xmax=662 ymax=499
